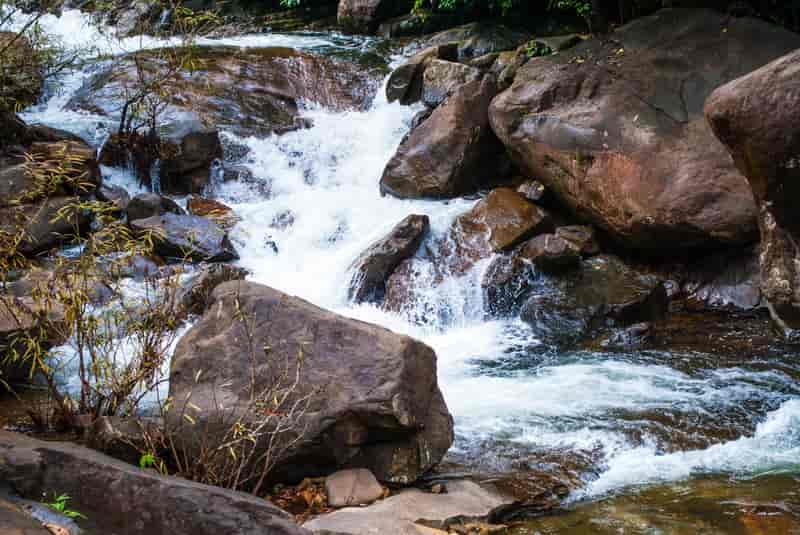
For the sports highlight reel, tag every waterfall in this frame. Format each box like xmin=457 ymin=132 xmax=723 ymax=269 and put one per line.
xmin=150 ymin=158 xmax=162 ymax=194
xmin=205 ymin=158 xmax=225 ymax=197
xmin=11 ymin=7 xmax=800 ymax=503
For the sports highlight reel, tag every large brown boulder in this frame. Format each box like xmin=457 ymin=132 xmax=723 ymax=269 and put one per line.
xmin=69 ymin=46 xmax=379 ymax=138
xmin=168 ymin=281 xmax=453 ymax=484
xmin=0 ymin=430 xmax=309 ymax=535
xmin=421 ymin=59 xmax=482 ymax=107
xmin=348 ymin=214 xmax=429 ymax=304
xmin=489 ymin=8 xmax=800 ymax=252
xmin=705 ymin=49 xmax=800 ymax=334
xmin=380 ymin=77 xmax=507 ymax=199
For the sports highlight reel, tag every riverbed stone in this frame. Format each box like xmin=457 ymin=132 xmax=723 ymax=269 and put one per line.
xmin=457 ymin=188 xmax=554 ymax=253
xmin=303 ymin=480 xmax=509 ymax=534
xmin=325 ymin=468 xmax=384 ymax=508
xmin=0 ymin=197 xmax=89 ymax=255
xmin=0 ymin=296 xmax=66 ymax=385
xmin=125 ymin=192 xmax=184 ymax=221
xmin=0 ymin=430 xmax=309 ymax=535
xmin=519 ymin=233 xmax=581 ymax=274
xmin=381 ymin=77 xmax=505 ymax=199
xmin=705 ymin=48 xmax=800 ymax=335
xmin=129 ymin=213 xmax=239 ymax=263
xmin=348 ymin=214 xmax=429 ymax=304
xmin=520 ymin=255 xmax=668 ymax=346
xmin=490 ymin=8 xmax=800 ymax=252
xmin=168 ymin=281 xmax=453 ymax=485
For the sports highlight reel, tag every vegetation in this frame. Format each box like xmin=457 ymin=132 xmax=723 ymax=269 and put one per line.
xmin=46 ymin=493 xmax=87 ymax=520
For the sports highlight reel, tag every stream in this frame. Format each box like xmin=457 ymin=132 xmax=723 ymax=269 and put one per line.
xmin=8 ymin=8 xmax=800 ymax=533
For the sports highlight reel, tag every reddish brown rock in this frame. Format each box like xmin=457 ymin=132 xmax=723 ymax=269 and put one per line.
xmin=705 ymin=48 xmax=800 ymax=333
xmin=490 ymin=8 xmax=800 ymax=251
xmin=380 ymin=77 xmax=507 ymax=199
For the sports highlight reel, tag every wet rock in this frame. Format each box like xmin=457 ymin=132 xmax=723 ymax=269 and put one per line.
xmin=186 ymin=196 xmax=237 ymax=229
xmin=125 ymin=192 xmax=185 ymax=222
xmin=303 ymin=480 xmax=509 ymax=534
xmin=705 ymin=48 xmax=800 ymax=335
xmin=421 ymin=59 xmax=482 ymax=107
xmin=381 ymin=77 xmax=506 ymax=199
xmin=100 ymin=119 xmax=222 ymax=195
xmin=325 ymin=468 xmax=384 ymax=507
xmin=555 ymin=225 xmax=599 ymax=257
xmin=520 ymin=255 xmax=668 ymax=346
xmin=490 ymin=8 xmax=800 ymax=252
xmin=601 ymin=322 xmax=653 ymax=350
xmin=129 ymin=213 xmax=239 ymax=263
xmin=519 ymin=233 xmax=581 ymax=274
xmin=71 ymin=46 xmax=378 ymax=138
xmin=348 ymin=214 xmax=429 ymax=304
xmin=0 ymin=197 xmax=89 ymax=255
xmin=481 ymin=254 xmax=533 ymax=317
xmin=96 ymin=183 xmax=130 ymax=212
xmin=336 ymin=0 xmax=403 ymax=33
xmin=174 ymin=263 xmax=249 ymax=316
xmin=457 ymin=188 xmax=553 ymax=253
xmin=468 ymin=52 xmax=500 ymax=71
xmin=386 ymin=44 xmax=457 ymax=105
xmin=683 ymin=249 xmax=762 ymax=312
xmin=168 ymin=281 xmax=453 ymax=484
xmin=0 ymin=430 xmax=310 ymax=535
xmin=410 ymin=107 xmax=433 ymax=131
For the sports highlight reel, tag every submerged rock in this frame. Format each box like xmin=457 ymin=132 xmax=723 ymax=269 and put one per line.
xmin=70 ymin=46 xmax=379 ymax=138
xmin=168 ymin=281 xmax=454 ymax=485
xmin=348 ymin=214 xmax=429 ymax=305
xmin=705 ymin=48 xmax=800 ymax=335
xmin=129 ymin=213 xmax=239 ymax=263
xmin=520 ymin=255 xmax=668 ymax=346
xmin=490 ymin=8 xmax=800 ymax=252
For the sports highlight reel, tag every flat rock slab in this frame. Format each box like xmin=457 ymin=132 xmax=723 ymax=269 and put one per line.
xmin=304 ymin=481 xmax=508 ymax=535
xmin=0 ymin=430 xmax=309 ymax=535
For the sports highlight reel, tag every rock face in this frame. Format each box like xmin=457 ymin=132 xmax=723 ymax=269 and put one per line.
xmin=490 ymin=8 xmax=800 ymax=251
xmin=520 ymin=255 xmax=668 ymax=345
xmin=129 ymin=213 xmax=239 ymax=263
xmin=0 ymin=430 xmax=309 ymax=535
xmin=70 ymin=46 xmax=378 ymax=138
xmin=380 ymin=77 xmax=507 ymax=199
xmin=348 ymin=214 xmax=429 ymax=304
xmin=337 ymin=0 xmax=403 ymax=33
xmin=705 ymin=48 xmax=800 ymax=333
xmin=168 ymin=281 xmax=454 ymax=484
xmin=457 ymin=188 xmax=553 ymax=253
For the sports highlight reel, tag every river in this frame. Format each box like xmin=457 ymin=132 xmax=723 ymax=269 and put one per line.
xmin=8 ymin=8 xmax=800 ymax=532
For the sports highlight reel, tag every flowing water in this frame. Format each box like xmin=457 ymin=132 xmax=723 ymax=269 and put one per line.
xmin=8 ymin=8 xmax=800 ymax=531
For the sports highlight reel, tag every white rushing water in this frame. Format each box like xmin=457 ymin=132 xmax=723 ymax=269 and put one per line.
xmin=13 ymin=8 xmax=800 ymax=501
